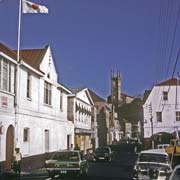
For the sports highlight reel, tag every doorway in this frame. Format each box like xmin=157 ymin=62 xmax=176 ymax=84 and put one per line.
xmin=45 ymin=130 xmax=49 ymax=152
xmin=6 ymin=125 xmax=14 ymax=170
xmin=67 ymin=135 xmax=72 ymax=149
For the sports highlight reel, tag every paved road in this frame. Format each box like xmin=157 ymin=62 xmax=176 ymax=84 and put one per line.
xmin=2 ymin=152 xmax=138 ymax=180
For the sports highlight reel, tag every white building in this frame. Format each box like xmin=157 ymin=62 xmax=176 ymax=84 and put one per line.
xmin=0 ymin=43 xmax=74 ymax=171
xmin=0 ymin=43 xmax=17 ymax=171
xmin=143 ymin=78 xmax=180 ymax=140
xmin=68 ymin=88 xmax=94 ymax=154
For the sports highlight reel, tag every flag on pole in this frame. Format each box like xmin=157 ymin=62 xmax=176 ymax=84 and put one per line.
xmin=22 ymin=0 xmax=48 ymax=14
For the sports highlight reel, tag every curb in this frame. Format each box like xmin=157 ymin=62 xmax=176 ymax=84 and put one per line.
xmin=0 ymin=169 xmax=48 ymax=178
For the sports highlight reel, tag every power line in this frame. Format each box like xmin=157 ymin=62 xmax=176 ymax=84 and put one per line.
xmin=156 ymin=1 xmax=180 ymax=112
xmin=172 ymin=48 xmax=180 ymax=78
xmin=165 ymin=2 xmax=180 ymax=78
xmin=163 ymin=0 xmax=172 ymax=78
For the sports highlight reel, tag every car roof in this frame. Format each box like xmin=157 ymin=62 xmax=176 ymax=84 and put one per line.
xmin=158 ymin=144 xmax=170 ymax=146
xmin=96 ymin=147 xmax=110 ymax=149
xmin=54 ymin=150 xmax=80 ymax=153
xmin=139 ymin=149 xmax=168 ymax=156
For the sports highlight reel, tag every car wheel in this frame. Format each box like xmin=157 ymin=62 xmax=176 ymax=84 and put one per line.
xmin=83 ymin=166 xmax=88 ymax=176
xmin=48 ymin=172 xmax=55 ymax=179
xmin=76 ymin=168 xmax=83 ymax=178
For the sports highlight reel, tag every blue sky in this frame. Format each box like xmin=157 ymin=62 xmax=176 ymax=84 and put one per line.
xmin=1 ymin=0 xmax=180 ymax=98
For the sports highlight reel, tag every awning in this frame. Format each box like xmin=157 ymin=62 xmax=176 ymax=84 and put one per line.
xmin=75 ymin=128 xmax=95 ymax=134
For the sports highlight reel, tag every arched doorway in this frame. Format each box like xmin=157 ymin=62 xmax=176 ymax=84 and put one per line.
xmin=5 ymin=125 xmax=14 ymax=170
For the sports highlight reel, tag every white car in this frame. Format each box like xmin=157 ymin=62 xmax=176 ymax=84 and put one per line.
xmin=157 ymin=144 xmax=170 ymax=150
xmin=133 ymin=149 xmax=172 ymax=180
xmin=45 ymin=150 xmax=89 ymax=178
xmin=168 ymin=165 xmax=180 ymax=180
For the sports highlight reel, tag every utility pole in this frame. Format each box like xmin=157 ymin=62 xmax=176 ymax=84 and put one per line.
xmin=148 ymin=103 xmax=154 ymax=149
xmin=150 ymin=116 xmax=154 ymax=149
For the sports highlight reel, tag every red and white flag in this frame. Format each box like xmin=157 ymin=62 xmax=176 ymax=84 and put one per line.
xmin=22 ymin=0 xmax=48 ymax=14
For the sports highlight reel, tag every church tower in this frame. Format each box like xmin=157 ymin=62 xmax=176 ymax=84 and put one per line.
xmin=111 ymin=70 xmax=122 ymax=112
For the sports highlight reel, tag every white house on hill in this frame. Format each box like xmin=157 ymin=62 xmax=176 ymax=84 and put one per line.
xmin=143 ymin=78 xmax=180 ymax=142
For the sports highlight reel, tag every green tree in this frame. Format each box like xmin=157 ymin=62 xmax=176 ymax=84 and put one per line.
xmin=118 ymin=98 xmax=143 ymax=138
xmin=118 ymin=98 xmax=143 ymax=123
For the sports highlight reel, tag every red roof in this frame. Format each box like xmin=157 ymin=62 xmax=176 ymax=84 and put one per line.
xmin=0 ymin=42 xmax=48 ymax=72
xmin=14 ymin=46 xmax=48 ymax=71
xmin=0 ymin=43 xmax=18 ymax=61
xmin=156 ymin=78 xmax=180 ymax=86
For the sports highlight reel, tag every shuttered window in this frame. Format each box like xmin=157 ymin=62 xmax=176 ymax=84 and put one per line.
xmin=27 ymin=72 xmax=31 ymax=98
xmin=0 ymin=58 xmax=14 ymax=93
xmin=176 ymin=112 xmax=180 ymax=121
xmin=44 ymin=81 xmax=51 ymax=105
xmin=156 ymin=112 xmax=162 ymax=122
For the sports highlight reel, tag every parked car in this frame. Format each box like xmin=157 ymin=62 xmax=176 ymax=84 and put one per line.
xmin=45 ymin=150 xmax=89 ymax=178
xmin=133 ymin=149 xmax=172 ymax=180
xmin=168 ymin=164 xmax=180 ymax=180
xmin=157 ymin=144 xmax=170 ymax=150
xmin=94 ymin=147 xmax=113 ymax=162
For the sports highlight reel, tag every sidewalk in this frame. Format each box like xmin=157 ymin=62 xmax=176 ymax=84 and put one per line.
xmin=0 ymin=168 xmax=48 ymax=179
xmin=29 ymin=167 xmax=48 ymax=176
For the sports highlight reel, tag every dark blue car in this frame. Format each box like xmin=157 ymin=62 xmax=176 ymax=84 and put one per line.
xmin=94 ymin=147 xmax=113 ymax=162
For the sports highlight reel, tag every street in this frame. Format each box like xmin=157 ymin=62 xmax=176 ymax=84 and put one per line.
xmin=2 ymin=151 xmax=137 ymax=180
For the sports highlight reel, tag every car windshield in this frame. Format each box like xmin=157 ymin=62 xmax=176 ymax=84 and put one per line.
xmin=52 ymin=152 xmax=80 ymax=161
xmin=139 ymin=153 xmax=168 ymax=164
xmin=95 ymin=148 xmax=109 ymax=153
xmin=171 ymin=168 xmax=180 ymax=180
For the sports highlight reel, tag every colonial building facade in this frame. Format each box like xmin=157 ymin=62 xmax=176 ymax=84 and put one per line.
xmin=0 ymin=43 xmax=74 ymax=171
xmin=68 ymin=88 xmax=94 ymax=154
xmin=143 ymin=78 xmax=180 ymax=146
xmin=0 ymin=43 xmax=17 ymax=171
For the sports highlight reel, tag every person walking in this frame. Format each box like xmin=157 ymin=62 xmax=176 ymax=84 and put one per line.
xmin=13 ymin=148 xmax=22 ymax=179
xmin=74 ymin=144 xmax=80 ymax=151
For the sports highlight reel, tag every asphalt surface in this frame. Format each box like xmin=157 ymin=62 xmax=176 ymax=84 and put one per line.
xmin=1 ymin=151 xmax=138 ymax=180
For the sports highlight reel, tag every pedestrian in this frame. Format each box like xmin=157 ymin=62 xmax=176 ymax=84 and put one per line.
xmin=70 ymin=144 xmax=74 ymax=150
xmin=68 ymin=144 xmax=73 ymax=150
xmin=74 ymin=144 xmax=80 ymax=151
xmin=13 ymin=148 xmax=22 ymax=179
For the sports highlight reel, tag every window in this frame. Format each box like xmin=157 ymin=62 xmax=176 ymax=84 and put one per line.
xmin=0 ymin=60 xmax=1 ymax=88
xmin=60 ymin=91 xmax=63 ymax=110
xmin=27 ymin=72 xmax=31 ymax=98
xmin=44 ymin=81 xmax=51 ymax=105
xmin=0 ymin=59 xmax=14 ymax=93
xmin=8 ymin=64 xmax=11 ymax=92
xmin=45 ymin=130 xmax=49 ymax=152
xmin=3 ymin=60 xmax=8 ymax=91
xmin=163 ymin=91 xmax=168 ymax=101
xmin=23 ymin=128 xmax=29 ymax=142
xmin=156 ymin=112 xmax=162 ymax=122
xmin=176 ymin=112 xmax=180 ymax=121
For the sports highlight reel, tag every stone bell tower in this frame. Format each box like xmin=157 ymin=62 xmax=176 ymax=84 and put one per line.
xmin=111 ymin=70 xmax=122 ymax=112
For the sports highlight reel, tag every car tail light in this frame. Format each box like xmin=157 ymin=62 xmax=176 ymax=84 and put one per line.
xmin=69 ymin=163 xmax=79 ymax=168
xmin=46 ymin=163 xmax=55 ymax=168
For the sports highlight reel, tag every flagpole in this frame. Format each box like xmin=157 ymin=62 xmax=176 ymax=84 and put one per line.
xmin=15 ymin=0 xmax=22 ymax=148
xmin=17 ymin=0 xmax=22 ymax=63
